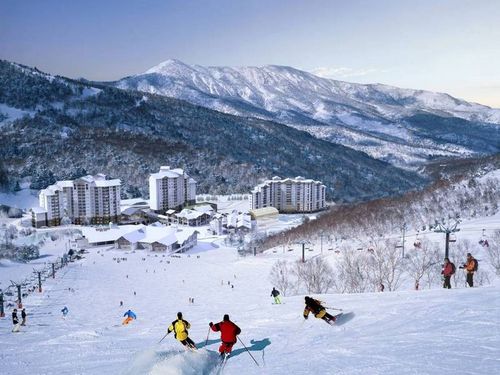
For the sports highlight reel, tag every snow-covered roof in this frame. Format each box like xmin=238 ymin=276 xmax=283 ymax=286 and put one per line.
xmin=94 ymin=179 xmax=121 ymax=187
xmin=252 ymin=176 xmax=325 ymax=192
xmin=56 ymin=180 xmax=74 ymax=188
xmin=250 ymin=207 xmax=279 ymax=218
xmin=176 ymin=209 xmax=207 ymax=220
xmin=150 ymin=166 xmax=187 ymax=180
xmin=40 ymin=185 xmax=61 ymax=196
xmin=31 ymin=206 xmax=47 ymax=214
xmin=174 ymin=228 xmax=198 ymax=245
xmin=81 ymin=225 xmax=146 ymax=244
xmin=122 ymin=207 xmax=142 ymax=216
xmin=120 ymin=228 xmax=147 ymax=243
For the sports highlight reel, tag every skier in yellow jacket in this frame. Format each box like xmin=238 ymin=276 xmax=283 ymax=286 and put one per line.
xmin=167 ymin=312 xmax=196 ymax=350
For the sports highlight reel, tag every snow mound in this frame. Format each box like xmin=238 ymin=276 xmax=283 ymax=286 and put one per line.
xmin=126 ymin=348 xmax=220 ymax=375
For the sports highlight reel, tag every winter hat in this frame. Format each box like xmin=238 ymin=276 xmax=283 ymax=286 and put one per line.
xmin=467 ymin=253 xmax=472 ymax=257
xmin=177 ymin=312 xmax=183 ymax=319
xmin=223 ymin=314 xmax=230 ymax=321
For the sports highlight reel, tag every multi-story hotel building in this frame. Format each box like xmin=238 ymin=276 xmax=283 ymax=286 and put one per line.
xmin=250 ymin=176 xmax=326 ymax=213
xmin=72 ymin=174 xmax=121 ymax=225
xmin=149 ymin=166 xmax=196 ymax=213
xmin=34 ymin=174 xmax=121 ymax=227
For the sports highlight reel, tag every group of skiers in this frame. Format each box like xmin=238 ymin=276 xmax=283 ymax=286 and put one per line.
xmin=441 ymin=253 xmax=478 ymax=289
xmin=11 ymin=308 xmax=27 ymax=332
xmin=164 ymin=311 xmax=241 ymax=358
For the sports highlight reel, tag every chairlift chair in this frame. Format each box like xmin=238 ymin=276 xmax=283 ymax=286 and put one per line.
xmin=449 ymin=234 xmax=456 ymax=243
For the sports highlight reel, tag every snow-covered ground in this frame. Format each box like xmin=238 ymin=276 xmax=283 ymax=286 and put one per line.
xmin=1 ymin=212 xmax=499 ymax=374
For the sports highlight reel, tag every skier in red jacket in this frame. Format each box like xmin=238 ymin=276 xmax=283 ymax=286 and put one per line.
xmin=209 ymin=314 xmax=241 ymax=356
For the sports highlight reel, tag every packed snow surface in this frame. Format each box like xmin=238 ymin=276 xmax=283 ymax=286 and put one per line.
xmin=1 ymin=226 xmax=500 ymax=374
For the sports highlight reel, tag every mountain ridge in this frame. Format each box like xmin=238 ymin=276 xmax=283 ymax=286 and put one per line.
xmin=0 ymin=59 xmax=424 ymax=202
xmin=116 ymin=59 xmax=500 ymax=168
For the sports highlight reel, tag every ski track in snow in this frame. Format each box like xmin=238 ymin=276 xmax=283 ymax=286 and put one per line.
xmin=1 ymin=218 xmax=500 ymax=374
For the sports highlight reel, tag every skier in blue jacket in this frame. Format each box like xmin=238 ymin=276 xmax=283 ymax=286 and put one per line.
xmin=122 ymin=309 xmax=137 ymax=325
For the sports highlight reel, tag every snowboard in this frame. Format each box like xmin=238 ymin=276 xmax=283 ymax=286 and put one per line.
xmin=330 ymin=312 xmax=355 ymax=326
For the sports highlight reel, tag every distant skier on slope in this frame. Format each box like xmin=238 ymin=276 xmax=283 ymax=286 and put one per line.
xmin=209 ymin=314 xmax=241 ymax=357
xmin=270 ymin=287 xmax=282 ymax=304
xmin=61 ymin=306 xmax=69 ymax=318
xmin=122 ymin=309 xmax=137 ymax=325
xmin=167 ymin=312 xmax=196 ymax=350
xmin=441 ymin=257 xmax=456 ymax=289
xmin=303 ymin=296 xmax=337 ymax=325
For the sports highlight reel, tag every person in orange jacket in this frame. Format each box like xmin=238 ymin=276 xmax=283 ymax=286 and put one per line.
xmin=461 ymin=253 xmax=478 ymax=287
xmin=209 ymin=314 xmax=241 ymax=357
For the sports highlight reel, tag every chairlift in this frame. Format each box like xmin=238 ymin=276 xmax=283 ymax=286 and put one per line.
xmin=479 ymin=229 xmax=489 ymax=247
xmin=448 ymin=234 xmax=456 ymax=243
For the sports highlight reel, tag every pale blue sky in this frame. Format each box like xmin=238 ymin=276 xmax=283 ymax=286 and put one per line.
xmin=1 ymin=0 xmax=499 ymax=106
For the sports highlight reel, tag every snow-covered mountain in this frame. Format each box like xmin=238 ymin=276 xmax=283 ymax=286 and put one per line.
xmin=0 ymin=60 xmax=424 ymax=202
xmin=117 ymin=60 xmax=500 ymax=167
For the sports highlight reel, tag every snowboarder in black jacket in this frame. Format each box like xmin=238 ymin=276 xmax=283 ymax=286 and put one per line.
xmin=303 ymin=296 xmax=337 ymax=324
xmin=270 ymin=287 xmax=281 ymax=304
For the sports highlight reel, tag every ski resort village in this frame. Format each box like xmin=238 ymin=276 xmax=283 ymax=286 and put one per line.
xmin=1 ymin=161 xmax=499 ymax=375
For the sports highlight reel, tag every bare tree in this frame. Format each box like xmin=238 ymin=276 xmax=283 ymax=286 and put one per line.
xmin=406 ymin=239 xmax=441 ymax=289
xmin=268 ymin=260 xmax=294 ymax=296
xmin=366 ymin=239 xmax=405 ymax=291
xmin=293 ymin=256 xmax=334 ymax=294
xmin=333 ymin=247 xmax=371 ymax=293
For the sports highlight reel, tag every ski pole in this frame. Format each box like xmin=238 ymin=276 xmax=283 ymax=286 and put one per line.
xmin=158 ymin=332 xmax=169 ymax=344
xmin=324 ymin=306 xmax=343 ymax=311
xmin=237 ymin=337 xmax=259 ymax=367
xmin=205 ymin=326 xmax=211 ymax=346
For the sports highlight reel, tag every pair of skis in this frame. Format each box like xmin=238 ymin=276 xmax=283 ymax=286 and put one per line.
xmin=214 ymin=353 xmax=229 ymax=374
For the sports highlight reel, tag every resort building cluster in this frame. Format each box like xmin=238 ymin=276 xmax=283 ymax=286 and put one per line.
xmin=31 ymin=167 xmax=327 ymax=253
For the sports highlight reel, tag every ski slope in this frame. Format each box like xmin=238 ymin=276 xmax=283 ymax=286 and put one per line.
xmin=1 ymin=229 xmax=500 ymax=375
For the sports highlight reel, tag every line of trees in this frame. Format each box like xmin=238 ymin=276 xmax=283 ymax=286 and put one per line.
xmin=269 ymin=236 xmax=497 ymax=295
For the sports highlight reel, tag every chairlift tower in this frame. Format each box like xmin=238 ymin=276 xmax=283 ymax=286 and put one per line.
xmin=433 ymin=219 xmax=460 ymax=259
xmin=295 ymin=240 xmax=311 ymax=263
